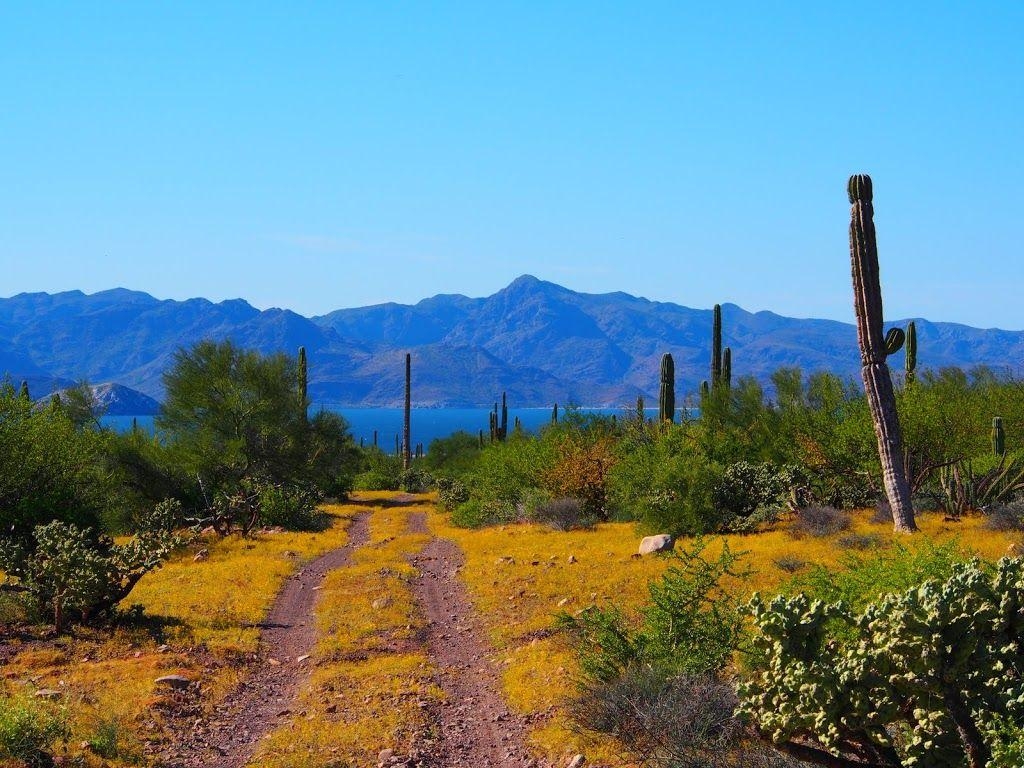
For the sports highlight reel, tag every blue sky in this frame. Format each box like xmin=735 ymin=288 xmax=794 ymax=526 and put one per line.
xmin=2 ymin=3 xmax=1021 ymax=327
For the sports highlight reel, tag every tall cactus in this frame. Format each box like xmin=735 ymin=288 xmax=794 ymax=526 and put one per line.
xmin=403 ymin=353 xmax=412 ymax=469
xmin=722 ymin=347 xmax=732 ymax=390
xmin=659 ymin=353 xmax=675 ymax=423
xmin=19 ymin=380 xmax=29 ymax=401
xmin=552 ymin=403 xmax=558 ymax=424
xmin=711 ymin=304 xmax=722 ymax=387
xmin=636 ymin=395 xmax=645 ymax=425
xmin=993 ymin=417 xmax=1006 ymax=457
xmin=905 ymin=321 xmax=917 ymax=385
xmin=297 ymin=346 xmax=308 ymax=420
xmin=849 ymin=174 xmax=916 ymax=533
xmin=501 ymin=392 xmax=508 ymax=440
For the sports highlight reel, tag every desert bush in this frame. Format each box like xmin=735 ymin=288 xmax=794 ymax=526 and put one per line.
xmin=352 ymin=450 xmax=404 ymax=491
xmin=739 ymin=557 xmax=1024 ymax=767
xmin=0 ymin=694 xmax=69 ymax=767
xmin=558 ymin=538 xmax=746 ymax=682
xmin=423 ymin=431 xmax=482 ymax=477
xmin=257 ymin=483 xmax=325 ymax=530
xmin=789 ymin=505 xmax=851 ymax=538
xmin=985 ymin=502 xmax=1024 ymax=532
xmin=939 ymin=453 xmax=1024 ymax=518
xmin=835 ymin=532 xmax=884 ymax=550
xmin=713 ymin=461 xmax=789 ymax=519
xmin=571 ymin=667 xmax=792 ymax=768
xmin=533 ymin=497 xmax=596 ymax=531
xmin=434 ymin=477 xmax=470 ymax=511
xmin=606 ymin=427 xmax=725 ymax=535
xmin=785 ymin=539 xmax=969 ymax=615
xmin=773 ymin=555 xmax=807 ymax=574
xmin=449 ymin=499 xmax=516 ymax=529
xmin=86 ymin=715 xmax=136 ymax=761
xmin=539 ymin=435 xmax=616 ymax=521
xmin=399 ymin=467 xmax=432 ymax=493
xmin=871 ymin=498 xmax=893 ymax=524
xmin=0 ymin=511 xmax=180 ymax=631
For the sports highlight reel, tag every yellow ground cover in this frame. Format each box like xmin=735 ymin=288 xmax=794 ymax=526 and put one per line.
xmin=251 ymin=494 xmax=442 ymax=768
xmin=429 ymin=507 xmax=1020 ymax=763
xmin=0 ymin=502 xmax=359 ymax=767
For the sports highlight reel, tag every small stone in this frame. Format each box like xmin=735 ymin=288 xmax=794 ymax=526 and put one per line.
xmin=557 ymin=597 xmax=570 ymax=607
xmin=567 ymin=554 xmax=577 ymax=564
xmin=378 ymin=748 xmax=395 ymax=764
xmin=34 ymin=689 xmax=61 ymax=699
xmin=297 ymin=654 xmax=310 ymax=663
xmin=154 ymin=675 xmax=191 ymax=691
xmin=267 ymin=658 xmax=282 ymax=666
xmin=157 ymin=644 xmax=170 ymax=653
xmin=567 ymin=755 xmax=585 ymax=768
xmin=193 ymin=548 xmax=209 ymax=562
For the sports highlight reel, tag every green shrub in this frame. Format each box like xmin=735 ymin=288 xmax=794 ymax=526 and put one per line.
xmin=713 ymin=461 xmax=789 ymax=520
xmin=558 ymin=538 xmax=746 ymax=683
xmin=0 ymin=513 xmax=180 ymax=631
xmin=85 ymin=715 xmax=135 ymax=761
xmin=434 ymin=477 xmax=470 ymax=512
xmin=399 ymin=467 xmax=432 ymax=493
xmin=257 ymin=483 xmax=325 ymax=531
xmin=739 ymin=557 xmax=1024 ymax=767
xmin=352 ymin=450 xmax=403 ymax=491
xmin=449 ymin=499 xmax=517 ymax=528
xmin=0 ymin=694 xmax=69 ymax=767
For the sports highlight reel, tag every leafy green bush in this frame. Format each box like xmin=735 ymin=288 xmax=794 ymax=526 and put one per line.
xmin=449 ymin=498 xmax=516 ymax=528
xmin=0 ymin=694 xmax=69 ymax=767
xmin=713 ymin=461 xmax=789 ymax=520
xmin=399 ymin=467 xmax=432 ymax=493
xmin=739 ymin=557 xmax=1024 ymax=767
xmin=0 ymin=512 xmax=180 ymax=631
xmin=558 ymin=538 xmax=746 ymax=683
xmin=423 ymin=431 xmax=482 ymax=477
xmin=434 ymin=477 xmax=470 ymax=511
xmin=352 ymin=450 xmax=403 ymax=491
xmin=257 ymin=483 xmax=325 ymax=530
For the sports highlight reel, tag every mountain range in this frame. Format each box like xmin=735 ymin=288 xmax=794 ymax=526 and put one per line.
xmin=2 ymin=275 xmax=1022 ymax=408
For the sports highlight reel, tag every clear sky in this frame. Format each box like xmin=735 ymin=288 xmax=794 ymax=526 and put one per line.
xmin=2 ymin=3 xmax=1021 ymax=327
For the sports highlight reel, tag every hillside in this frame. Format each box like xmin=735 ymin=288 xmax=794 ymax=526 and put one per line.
xmin=2 ymin=276 xmax=1023 ymax=406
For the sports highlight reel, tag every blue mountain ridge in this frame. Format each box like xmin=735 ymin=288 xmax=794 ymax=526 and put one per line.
xmin=2 ymin=275 xmax=1022 ymax=407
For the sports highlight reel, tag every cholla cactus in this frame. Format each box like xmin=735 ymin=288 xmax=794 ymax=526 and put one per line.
xmin=738 ymin=557 xmax=1024 ymax=767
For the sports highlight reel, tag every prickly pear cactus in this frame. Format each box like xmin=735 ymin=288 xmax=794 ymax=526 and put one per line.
xmin=738 ymin=558 xmax=1024 ymax=767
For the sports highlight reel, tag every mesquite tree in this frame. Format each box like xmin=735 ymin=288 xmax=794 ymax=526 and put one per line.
xmin=848 ymin=174 xmax=916 ymax=532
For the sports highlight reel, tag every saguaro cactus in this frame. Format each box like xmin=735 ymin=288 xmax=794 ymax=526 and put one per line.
xmin=659 ymin=353 xmax=675 ymax=422
xmin=552 ymin=403 xmax=558 ymax=424
xmin=904 ymin=321 xmax=917 ymax=385
xmin=722 ymin=347 xmax=732 ymax=390
xmin=19 ymin=380 xmax=29 ymax=401
xmin=849 ymin=174 xmax=916 ymax=532
xmin=297 ymin=346 xmax=308 ymax=419
xmin=993 ymin=417 xmax=1006 ymax=457
xmin=636 ymin=395 xmax=645 ymax=424
xmin=403 ymin=353 xmax=411 ymax=469
xmin=711 ymin=304 xmax=722 ymax=387
xmin=501 ymin=392 xmax=508 ymax=440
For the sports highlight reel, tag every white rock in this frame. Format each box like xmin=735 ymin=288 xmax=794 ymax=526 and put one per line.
xmin=638 ymin=534 xmax=675 ymax=555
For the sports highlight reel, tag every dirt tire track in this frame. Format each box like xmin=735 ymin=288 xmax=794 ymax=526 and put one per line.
xmin=407 ymin=512 xmax=550 ymax=768
xmin=158 ymin=511 xmax=370 ymax=768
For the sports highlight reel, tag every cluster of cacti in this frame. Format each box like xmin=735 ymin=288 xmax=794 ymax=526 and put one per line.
xmin=993 ymin=416 xmax=1006 ymax=456
xmin=414 ymin=442 xmax=424 ymax=459
xmin=848 ymin=174 xmax=916 ymax=532
xmin=489 ymin=392 xmax=509 ymax=442
xmin=738 ymin=557 xmax=1024 ymax=768
xmin=513 ymin=415 xmax=522 ymax=434
xmin=709 ymin=304 xmax=732 ymax=393
xmin=659 ymin=353 xmax=675 ymax=422
xmin=403 ymin=353 xmax=412 ymax=469
xmin=905 ymin=320 xmax=917 ymax=384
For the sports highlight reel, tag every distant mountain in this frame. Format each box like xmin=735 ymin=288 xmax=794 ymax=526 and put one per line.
xmin=2 ymin=276 xmax=1023 ymax=407
xmin=40 ymin=382 xmax=161 ymax=416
